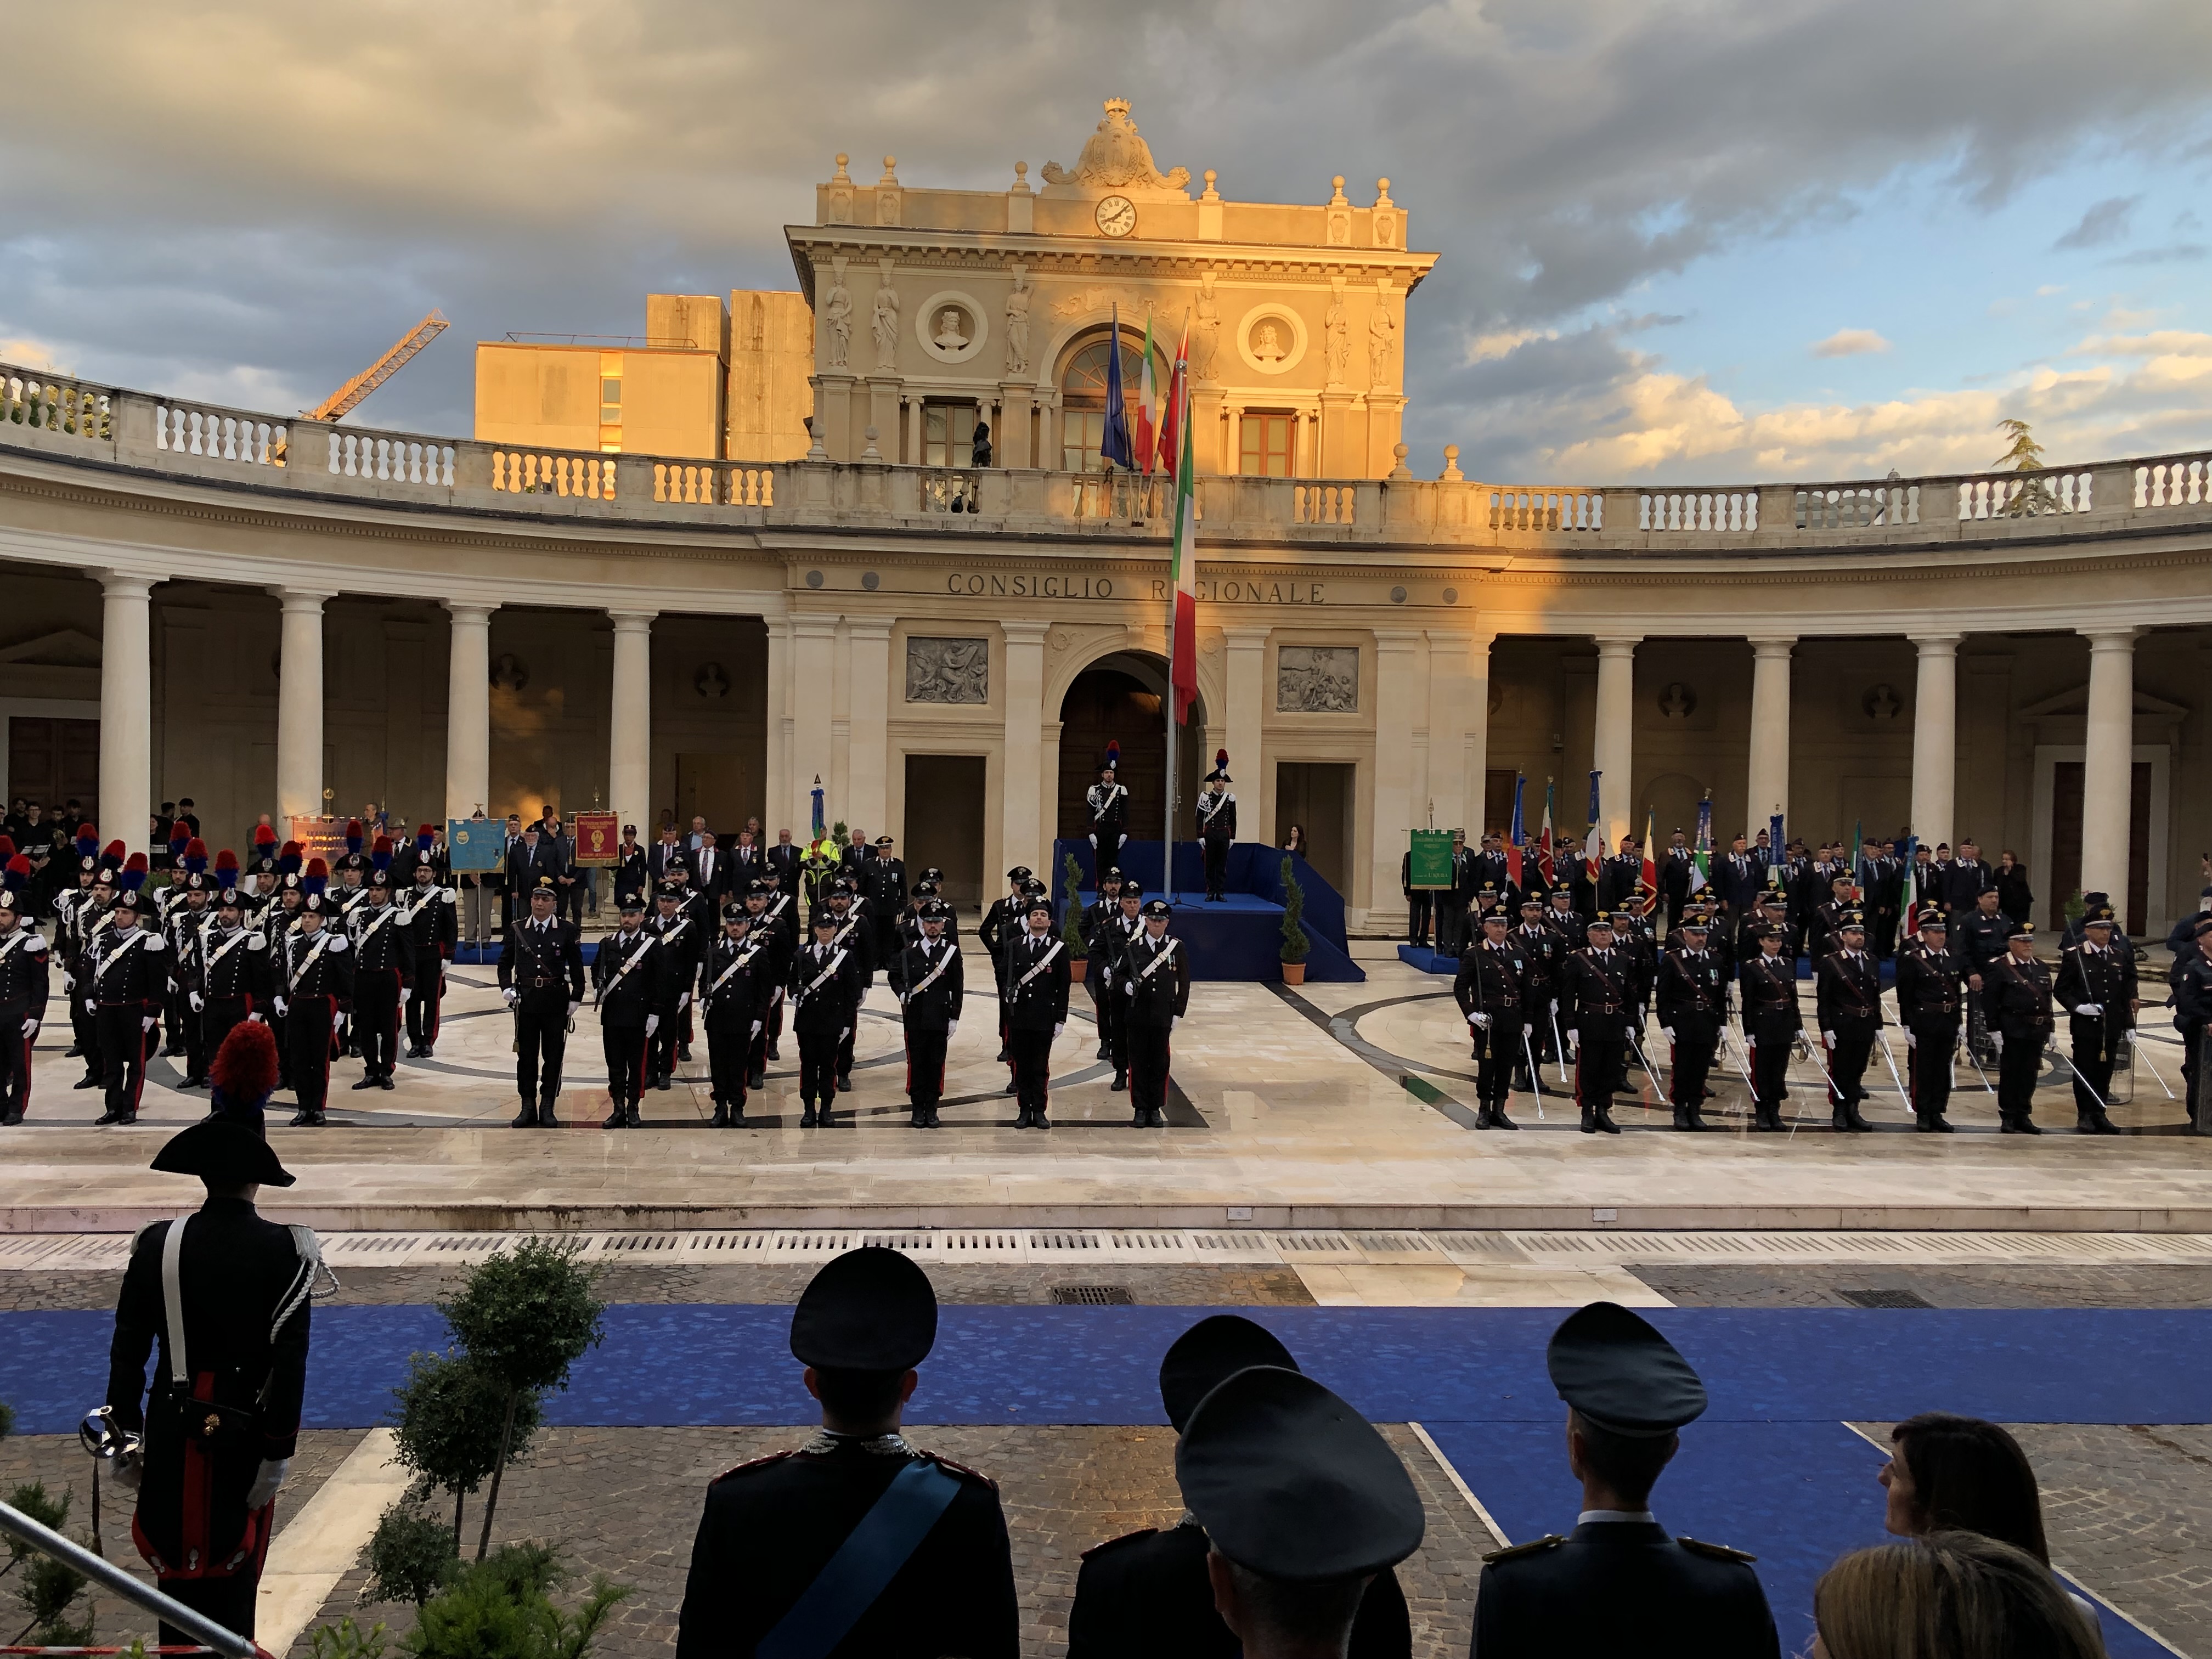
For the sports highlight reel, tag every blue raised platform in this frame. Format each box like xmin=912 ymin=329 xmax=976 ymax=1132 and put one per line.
xmin=1052 ymin=839 xmax=1363 ymax=983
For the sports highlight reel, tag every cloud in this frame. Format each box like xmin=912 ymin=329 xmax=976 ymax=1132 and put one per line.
xmin=2052 ymin=194 xmax=2140 ymax=250
xmin=1810 ymin=328 xmax=1892 ymax=358
xmin=2111 ymin=242 xmax=2209 ymax=264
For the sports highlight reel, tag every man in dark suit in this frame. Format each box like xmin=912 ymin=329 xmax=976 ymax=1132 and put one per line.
xmin=503 ymin=823 xmax=563 ymax=913
xmin=674 ymin=1248 xmax=1018 ymax=1659
xmin=1068 ymin=1315 xmax=1412 ymax=1659
xmin=1944 ymin=837 xmax=1997 ymax=916
xmin=1472 ymin=1302 xmax=1778 ymax=1658
xmin=1713 ymin=834 xmax=1761 ymax=918
xmin=1595 ymin=835 xmax=1643 ymax=912
xmin=613 ymin=825 xmax=648 ymax=909
xmin=690 ymin=830 xmax=729 ymax=909
xmin=729 ymin=827 xmax=764 ymax=894
xmin=650 ymin=825 xmax=692 ymax=891
xmin=766 ymin=829 xmax=803 ymax=899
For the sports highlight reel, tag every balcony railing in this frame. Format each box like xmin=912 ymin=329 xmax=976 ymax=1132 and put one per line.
xmin=5 ymin=360 xmax=2210 ymax=555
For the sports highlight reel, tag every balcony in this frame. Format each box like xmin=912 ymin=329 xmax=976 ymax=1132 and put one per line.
xmin=5 ymin=360 xmax=2209 ymax=557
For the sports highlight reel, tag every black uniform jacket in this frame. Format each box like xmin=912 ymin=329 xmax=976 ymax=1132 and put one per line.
xmin=0 ymin=924 xmax=50 ymax=1019
xmin=1558 ymin=947 xmax=1633 ymax=1039
xmin=1120 ymin=930 xmax=1191 ymax=1027
xmin=1002 ymin=928 xmax=1072 ymax=1030
xmin=1654 ymin=948 xmax=1724 ymax=1027
xmin=1195 ymin=789 xmax=1237 ymax=842
xmin=593 ymin=927 xmax=667 ymax=1025
xmin=394 ymin=881 xmax=458 ymax=983
xmin=197 ymin=921 xmax=272 ymax=1005
xmin=348 ymin=898 xmax=411 ymax=977
xmin=499 ymin=914 xmax=585 ymax=1001
xmin=1894 ymin=944 xmax=1965 ymax=1023
xmin=1472 ymin=1521 xmax=1779 ymax=1659
xmin=281 ymin=928 xmax=354 ymax=1005
xmin=1988 ymin=954 xmax=2056 ymax=1040
xmin=699 ymin=931 xmax=774 ymax=1029
xmin=675 ymin=1434 xmax=1018 ymax=1659
xmin=1813 ymin=949 xmax=1884 ymax=1032
xmin=788 ymin=939 xmax=864 ymax=1035
xmin=2053 ymin=941 xmax=2134 ymax=1026
xmin=88 ymin=924 xmax=168 ymax=1005
xmin=1454 ymin=937 xmax=1527 ymax=1021
xmin=1069 ymin=1516 xmax=1410 ymax=1659
xmin=897 ymin=935 xmax=963 ymax=1032
xmin=1739 ymin=953 xmax=1803 ymax=1042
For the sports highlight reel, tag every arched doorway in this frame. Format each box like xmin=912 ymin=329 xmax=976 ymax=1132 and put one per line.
xmin=1058 ymin=652 xmax=1207 ymax=844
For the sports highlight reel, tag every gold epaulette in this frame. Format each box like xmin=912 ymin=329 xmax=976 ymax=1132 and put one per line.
xmin=1677 ymin=1536 xmax=1757 ymax=1564
xmin=1480 ymin=1533 xmax=1565 ymax=1564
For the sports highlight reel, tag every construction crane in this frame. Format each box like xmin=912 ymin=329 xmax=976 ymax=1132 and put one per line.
xmin=304 ymin=310 xmax=449 ymax=423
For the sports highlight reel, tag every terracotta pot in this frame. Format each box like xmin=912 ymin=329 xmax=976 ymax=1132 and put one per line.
xmin=1069 ymin=958 xmax=1088 ymax=983
xmin=1280 ymin=960 xmax=1306 ymax=986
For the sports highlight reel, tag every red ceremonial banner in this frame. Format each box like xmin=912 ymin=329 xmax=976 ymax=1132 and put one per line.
xmin=573 ymin=811 xmax=621 ymax=867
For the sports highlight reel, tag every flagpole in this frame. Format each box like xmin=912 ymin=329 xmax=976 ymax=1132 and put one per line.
xmin=1165 ymin=643 xmax=1178 ymax=906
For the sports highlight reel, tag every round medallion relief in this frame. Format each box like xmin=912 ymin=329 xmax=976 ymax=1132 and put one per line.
xmin=1236 ymin=303 xmax=1308 ymax=376
xmin=915 ymin=290 xmax=989 ymax=365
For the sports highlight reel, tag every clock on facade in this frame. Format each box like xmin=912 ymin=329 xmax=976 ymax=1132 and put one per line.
xmin=1094 ymin=195 xmax=1136 ymax=238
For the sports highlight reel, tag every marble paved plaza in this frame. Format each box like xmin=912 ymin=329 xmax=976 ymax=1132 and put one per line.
xmin=7 ymin=940 xmax=2210 ymax=1234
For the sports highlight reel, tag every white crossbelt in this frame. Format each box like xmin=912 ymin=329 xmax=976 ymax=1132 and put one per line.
xmin=1013 ymin=938 xmax=1064 ymax=989
xmin=1136 ymin=938 xmax=1180 ymax=981
xmin=710 ymin=942 xmax=765 ymax=995
xmin=903 ymin=943 xmax=956 ymax=1003
xmin=96 ymin=931 xmax=148 ymax=984
xmin=287 ymin=933 xmax=332 ymax=991
xmin=799 ymin=947 xmax=849 ymax=1000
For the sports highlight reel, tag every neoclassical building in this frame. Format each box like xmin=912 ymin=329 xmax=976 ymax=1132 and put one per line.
xmin=1 ymin=101 xmax=2208 ymax=932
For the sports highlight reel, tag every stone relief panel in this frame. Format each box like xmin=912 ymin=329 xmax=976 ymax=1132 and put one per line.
xmin=906 ymin=636 xmax=990 ymax=704
xmin=1276 ymin=645 xmax=1359 ymax=713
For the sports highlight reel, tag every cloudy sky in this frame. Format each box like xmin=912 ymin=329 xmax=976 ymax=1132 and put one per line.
xmin=5 ymin=0 xmax=2210 ymax=483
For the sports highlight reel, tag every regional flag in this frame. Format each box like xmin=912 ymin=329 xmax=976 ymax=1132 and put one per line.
xmin=1101 ymin=305 xmax=1136 ymax=471
xmin=1167 ymin=341 xmax=1198 ymax=724
xmin=1583 ymin=770 xmax=1605 ymax=867
xmin=1637 ymin=807 xmax=1660 ymax=916
xmin=1136 ymin=313 xmax=1158 ymax=474
xmin=1689 ymin=795 xmax=1712 ymax=894
xmin=1506 ymin=774 xmax=1527 ymax=890
xmin=1536 ymin=778 xmax=1556 ymax=888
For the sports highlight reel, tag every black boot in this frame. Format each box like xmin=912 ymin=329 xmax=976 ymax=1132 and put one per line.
xmin=710 ymin=1102 xmax=729 ymax=1127
xmin=1672 ymin=1105 xmax=1696 ymax=1131
xmin=926 ymin=1108 xmax=942 ymax=1128
xmin=2080 ymin=1111 xmax=2121 ymax=1136
xmin=1593 ymin=1104 xmax=1621 ymax=1135
xmin=1755 ymin=1104 xmax=1783 ymax=1131
xmin=602 ymin=1101 xmax=626 ymax=1129
xmin=1110 ymin=1072 xmax=1126 ymax=1091
xmin=1492 ymin=1103 xmax=1519 ymax=1128
xmin=1848 ymin=1102 xmax=1875 ymax=1132
xmin=354 ymin=1075 xmax=382 ymax=1091
xmin=836 ymin=1074 xmax=851 ymax=1092
xmin=655 ymin=1071 xmax=672 ymax=1091
xmin=909 ymin=1108 xmax=928 ymax=1128
xmin=539 ymin=1102 xmax=558 ymax=1127
xmin=678 ymin=1043 xmax=692 ymax=1062
xmin=1579 ymin=1104 xmax=1599 ymax=1135
xmin=801 ymin=1104 xmax=820 ymax=1127
xmin=625 ymin=1103 xmax=642 ymax=1128
xmin=510 ymin=1100 xmax=538 ymax=1128
xmin=748 ymin=1070 xmax=766 ymax=1090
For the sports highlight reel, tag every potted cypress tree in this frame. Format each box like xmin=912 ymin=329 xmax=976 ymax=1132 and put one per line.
xmin=1062 ymin=853 xmax=1088 ymax=981
xmin=1279 ymin=856 xmax=1311 ymax=985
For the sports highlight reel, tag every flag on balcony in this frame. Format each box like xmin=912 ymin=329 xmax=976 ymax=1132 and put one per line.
xmin=1897 ymin=834 xmax=1920 ymax=933
xmin=1506 ymin=774 xmax=1526 ymax=889
xmin=1583 ymin=771 xmax=1605 ymax=867
xmin=1135 ymin=312 xmax=1159 ymax=474
xmin=1689 ymin=795 xmax=1712 ymax=894
xmin=1536 ymin=778 xmax=1556 ymax=888
xmin=1101 ymin=306 xmax=1136 ymax=471
xmin=1637 ymin=807 xmax=1660 ymax=916
xmin=1158 ymin=320 xmax=1186 ymax=484
xmin=1167 ymin=346 xmax=1199 ymax=725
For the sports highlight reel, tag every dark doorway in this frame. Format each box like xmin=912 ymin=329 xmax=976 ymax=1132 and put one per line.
xmin=906 ymin=754 xmax=985 ymax=912
xmin=9 ymin=718 xmax=98 ymax=827
xmin=1058 ymin=657 xmax=1205 ymax=845
xmin=2047 ymin=759 xmax=2152 ymax=934
xmin=1275 ymin=761 xmax=1353 ymax=892
xmin=1482 ymin=769 xmax=1517 ymax=840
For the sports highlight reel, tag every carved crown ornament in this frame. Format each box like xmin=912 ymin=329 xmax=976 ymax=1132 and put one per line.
xmin=1041 ymin=99 xmax=1192 ymax=197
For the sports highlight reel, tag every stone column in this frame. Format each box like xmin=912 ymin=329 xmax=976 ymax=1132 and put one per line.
xmin=763 ymin=614 xmax=790 ymax=836
xmin=443 ymin=602 xmax=494 ymax=822
xmin=98 ymin=571 xmax=153 ymax=853
xmin=1368 ymin=629 xmax=1424 ymax=926
xmin=791 ymin=615 xmax=839 ymax=832
xmin=1746 ymin=636 xmax=1796 ymax=828
xmin=1592 ymin=635 xmax=1640 ymax=847
xmin=1427 ymin=628 xmax=1496 ymax=838
xmin=848 ymin=620 xmax=891 ymax=835
xmin=1001 ymin=620 xmax=1049 ymax=876
xmin=2080 ymin=628 xmax=2141 ymax=901
xmin=273 ymin=586 xmax=334 ymax=826
xmin=1222 ymin=627 xmax=1269 ymax=827
xmin=607 ymin=611 xmax=656 ymax=832
xmin=1909 ymin=635 xmax=1960 ymax=849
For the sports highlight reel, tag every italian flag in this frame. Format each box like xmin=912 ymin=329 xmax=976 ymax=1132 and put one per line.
xmin=1166 ymin=325 xmax=1198 ymax=723
xmin=1637 ymin=806 xmax=1660 ymax=916
xmin=1136 ymin=313 xmax=1159 ymax=473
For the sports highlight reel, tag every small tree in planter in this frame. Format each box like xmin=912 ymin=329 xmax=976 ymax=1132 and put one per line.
xmin=1061 ymin=853 xmax=1089 ymax=981
xmin=1279 ymin=857 xmax=1311 ymax=985
xmin=388 ymin=1351 xmax=543 ymax=1555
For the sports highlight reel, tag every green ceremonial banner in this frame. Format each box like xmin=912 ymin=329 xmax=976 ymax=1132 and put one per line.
xmin=1408 ymin=829 xmax=1454 ymax=890
xmin=445 ymin=818 xmax=505 ymax=873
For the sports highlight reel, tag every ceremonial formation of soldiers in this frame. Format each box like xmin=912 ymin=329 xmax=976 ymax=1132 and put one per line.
xmin=1419 ymin=825 xmax=2207 ymax=1135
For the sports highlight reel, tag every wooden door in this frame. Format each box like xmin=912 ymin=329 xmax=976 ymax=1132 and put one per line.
xmin=8 ymin=718 xmax=99 ymax=824
xmin=2048 ymin=759 xmax=2152 ymax=933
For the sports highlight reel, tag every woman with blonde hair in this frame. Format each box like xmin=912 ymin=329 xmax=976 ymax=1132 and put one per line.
xmin=1811 ymin=1532 xmax=2102 ymax=1659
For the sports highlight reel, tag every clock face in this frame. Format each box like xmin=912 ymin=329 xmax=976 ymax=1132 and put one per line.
xmin=1095 ymin=195 xmax=1137 ymax=238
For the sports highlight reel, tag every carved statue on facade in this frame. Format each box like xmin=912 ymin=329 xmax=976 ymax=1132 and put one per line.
xmin=872 ymin=273 xmax=901 ymax=371
xmin=1276 ymin=646 xmax=1359 ymax=714
xmin=1368 ymin=303 xmax=1396 ymax=388
xmin=1041 ymin=98 xmax=1192 ymax=193
xmin=935 ymin=308 xmax=969 ymax=351
xmin=821 ymin=278 xmax=853 ymax=369
xmin=1004 ymin=270 xmax=1031 ymax=375
xmin=1325 ymin=292 xmax=1351 ymax=386
xmin=1194 ymin=272 xmax=1221 ymax=381
xmin=1252 ymin=322 xmax=1285 ymax=365
xmin=906 ymin=637 xmax=990 ymax=704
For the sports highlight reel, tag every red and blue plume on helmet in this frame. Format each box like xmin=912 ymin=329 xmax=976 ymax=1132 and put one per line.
xmin=168 ymin=821 xmax=190 ymax=860
xmin=101 ymin=839 xmax=126 ymax=874
xmin=278 ymin=840 xmax=302 ymax=877
xmin=0 ymin=836 xmax=15 ymax=864
xmin=345 ymin=818 xmax=364 ymax=856
xmin=1104 ymin=740 xmax=1120 ymax=774
xmin=121 ymin=852 xmax=148 ymax=893
xmin=3 ymin=854 xmax=29 ymax=898
xmin=184 ymin=837 xmax=208 ymax=876
xmin=75 ymin=825 xmax=98 ymax=861
xmin=415 ymin=824 xmax=435 ymax=857
xmin=214 ymin=847 xmax=239 ymax=880
xmin=371 ymin=834 xmax=393 ymax=873
xmin=253 ymin=824 xmax=278 ymax=853
xmin=303 ymin=857 xmax=328 ymax=897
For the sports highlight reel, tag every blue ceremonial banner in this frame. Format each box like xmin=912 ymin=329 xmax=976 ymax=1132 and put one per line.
xmin=1100 ymin=304 xmax=1136 ymax=470
xmin=445 ymin=817 xmax=504 ymax=873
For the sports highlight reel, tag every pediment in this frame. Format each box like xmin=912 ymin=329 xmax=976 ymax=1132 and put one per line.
xmin=0 ymin=628 xmax=103 ymax=669
xmin=2018 ymin=683 xmax=2188 ymax=720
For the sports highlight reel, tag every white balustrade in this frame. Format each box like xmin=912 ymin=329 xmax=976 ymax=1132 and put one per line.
xmin=1959 ymin=470 xmax=2092 ymax=519
xmin=1488 ymin=487 xmax=1600 ymax=532
xmin=1 ymin=373 xmax=111 ymax=441
xmin=155 ymin=401 xmax=283 ymax=466
xmin=1640 ymin=489 xmax=1757 ymax=532
xmin=329 ymin=430 xmax=455 ymax=486
xmin=2137 ymin=455 xmax=2210 ymax=509
xmin=1796 ymin=483 xmax=1917 ymax=530
xmin=492 ymin=448 xmax=617 ymax=499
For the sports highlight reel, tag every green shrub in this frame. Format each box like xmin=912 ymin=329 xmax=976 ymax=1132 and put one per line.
xmin=400 ymin=1544 xmax=628 ymax=1659
xmin=309 ymin=1615 xmax=390 ymax=1658
xmin=5 ymin=1483 xmax=91 ymax=1648
xmin=1279 ymin=857 xmax=1310 ymax=964
xmin=388 ymin=1352 xmax=543 ymax=1547
xmin=1061 ymin=855 xmax=1087 ymax=950
xmin=365 ymin=1501 xmax=460 ymax=1607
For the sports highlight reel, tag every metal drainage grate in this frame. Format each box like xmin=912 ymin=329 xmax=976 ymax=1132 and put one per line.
xmin=1050 ymin=1284 xmax=1135 ymax=1306
xmin=1837 ymin=1288 xmax=1936 ymax=1310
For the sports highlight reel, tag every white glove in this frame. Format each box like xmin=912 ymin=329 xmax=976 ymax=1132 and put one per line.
xmin=273 ymin=997 xmax=289 ymax=1017
xmin=1469 ymin=1012 xmax=1492 ymax=1029
xmin=503 ymin=986 xmax=519 ymax=1005
xmin=567 ymin=1001 xmax=581 ymax=1019
xmin=188 ymin=992 xmax=204 ymax=1013
xmin=1623 ymin=1025 xmax=1636 ymax=1041
xmin=61 ymin=972 xmax=75 ymax=992
xmin=1566 ymin=1032 xmax=1579 ymax=1056
xmin=1990 ymin=1031 xmax=2004 ymax=1053
xmin=645 ymin=1014 xmax=660 ymax=1035
xmin=244 ymin=1457 xmax=290 ymax=1511
xmin=20 ymin=1018 xmax=37 ymax=1039
xmin=1054 ymin=1022 xmax=1065 ymax=1038
xmin=1660 ymin=1025 xmax=1675 ymax=1040
xmin=84 ymin=998 xmax=97 ymax=1018
xmin=678 ymin=992 xmax=691 ymax=1010
xmin=247 ymin=1012 xmax=264 ymax=1024
xmin=112 ymin=1448 xmax=143 ymax=1491
xmin=143 ymin=1015 xmax=159 ymax=1032
xmin=1905 ymin=1030 xmax=1917 ymax=1048
xmin=400 ymin=989 xmax=412 ymax=1005
xmin=2078 ymin=1003 xmax=2103 ymax=1017
xmin=1171 ymin=1015 xmax=1182 ymax=1030
xmin=1821 ymin=1030 xmax=1836 ymax=1047
xmin=839 ymin=1027 xmax=850 ymax=1040
xmin=751 ymin=1020 xmax=763 ymax=1036
xmin=946 ymin=1020 xmax=958 ymax=1039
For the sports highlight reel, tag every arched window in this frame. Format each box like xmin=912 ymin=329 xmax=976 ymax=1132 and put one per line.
xmin=1059 ymin=331 xmax=1158 ymax=472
